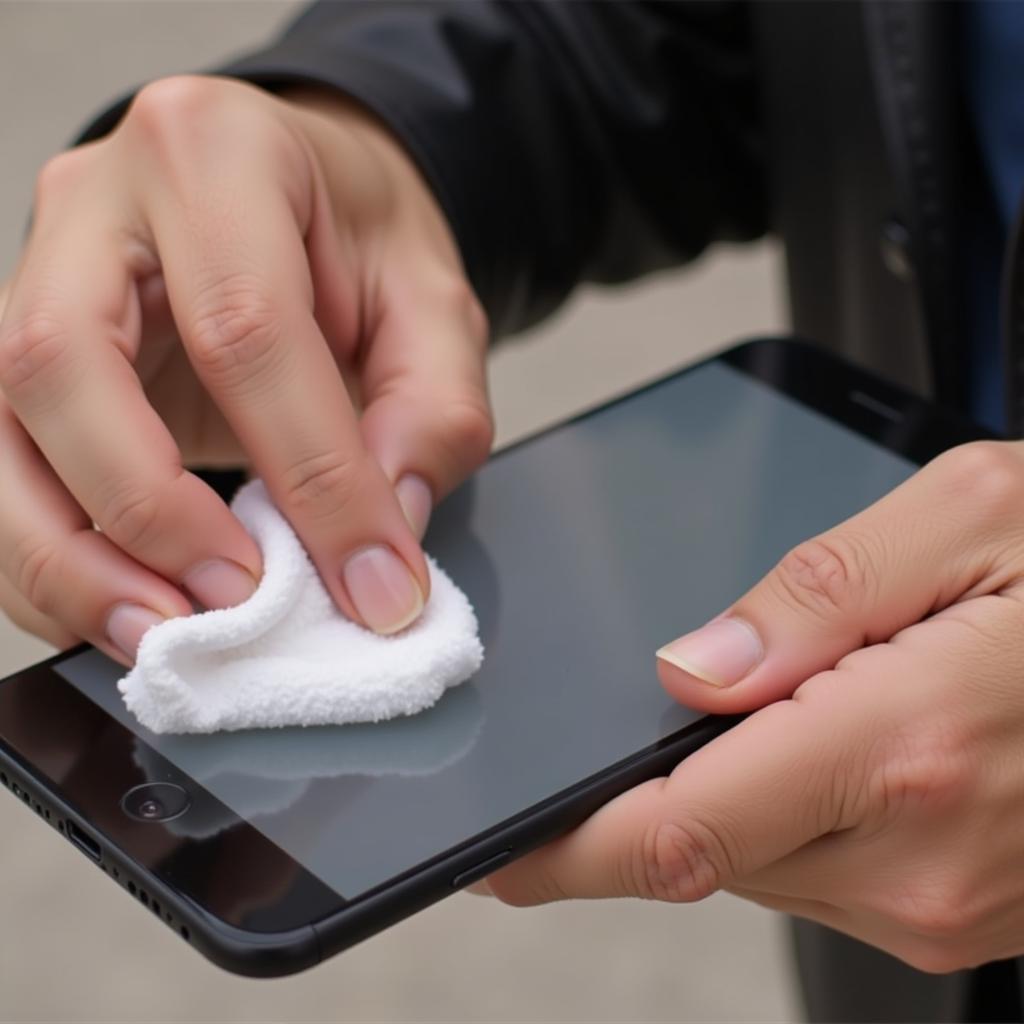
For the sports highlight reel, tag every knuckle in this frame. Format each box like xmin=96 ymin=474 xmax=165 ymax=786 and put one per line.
xmin=9 ymin=537 xmax=62 ymax=617
xmin=33 ymin=150 xmax=88 ymax=206
xmin=280 ymin=449 xmax=362 ymax=522
xmin=635 ymin=819 xmax=726 ymax=903
xmin=439 ymin=396 xmax=495 ymax=470
xmin=0 ymin=314 xmax=73 ymax=400
xmin=100 ymin=482 xmax=165 ymax=551
xmin=883 ymin=878 xmax=979 ymax=942
xmin=862 ymin=730 xmax=986 ymax=944
xmin=772 ymin=534 xmax=871 ymax=620
xmin=870 ymin=727 xmax=973 ymax=822
xmin=898 ymin=938 xmax=972 ymax=976
xmin=935 ymin=442 xmax=1024 ymax=520
xmin=188 ymin=285 xmax=283 ymax=390
xmin=126 ymin=76 xmax=226 ymax=144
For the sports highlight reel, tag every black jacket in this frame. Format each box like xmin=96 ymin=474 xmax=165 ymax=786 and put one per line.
xmin=79 ymin=2 xmax=999 ymax=411
xmin=78 ymin=2 xmax=1021 ymax=1018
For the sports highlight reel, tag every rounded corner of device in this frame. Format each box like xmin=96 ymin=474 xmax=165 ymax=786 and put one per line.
xmin=192 ymin=918 xmax=324 ymax=979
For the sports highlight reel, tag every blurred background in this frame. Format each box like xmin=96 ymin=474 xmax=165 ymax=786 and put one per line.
xmin=0 ymin=3 xmax=796 ymax=1020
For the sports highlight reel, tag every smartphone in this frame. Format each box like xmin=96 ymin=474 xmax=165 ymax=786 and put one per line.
xmin=0 ymin=337 xmax=991 ymax=977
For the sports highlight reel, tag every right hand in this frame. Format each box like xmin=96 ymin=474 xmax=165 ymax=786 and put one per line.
xmin=0 ymin=75 xmax=493 ymax=668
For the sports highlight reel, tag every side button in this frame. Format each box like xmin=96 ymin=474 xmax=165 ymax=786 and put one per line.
xmin=451 ymin=849 xmax=512 ymax=890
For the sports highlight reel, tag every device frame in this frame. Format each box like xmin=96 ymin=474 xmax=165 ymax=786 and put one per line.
xmin=0 ymin=336 xmax=994 ymax=977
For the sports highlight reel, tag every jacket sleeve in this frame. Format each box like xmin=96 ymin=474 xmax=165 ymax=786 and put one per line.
xmin=76 ymin=1 xmax=767 ymax=338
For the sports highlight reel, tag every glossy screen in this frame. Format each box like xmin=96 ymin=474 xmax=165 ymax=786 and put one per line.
xmin=51 ymin=360 xmax=917 ymax=901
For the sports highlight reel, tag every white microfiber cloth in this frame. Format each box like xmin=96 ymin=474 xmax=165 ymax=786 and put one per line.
xmin=118 ymin=479 xmax=484 ymax=735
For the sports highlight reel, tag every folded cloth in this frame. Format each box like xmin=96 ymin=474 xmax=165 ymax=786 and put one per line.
xmin=118 ymin=479 xmax=484 ymax=735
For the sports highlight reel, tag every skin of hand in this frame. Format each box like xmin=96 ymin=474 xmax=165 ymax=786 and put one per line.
xmin=0 ymin=76 xmax=493 ymax=668
xmin=477 ymin=441 xmax=1024 ymax=974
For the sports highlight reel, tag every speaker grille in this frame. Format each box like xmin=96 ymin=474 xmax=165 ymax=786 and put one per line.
xmin=1 ymin=764 xmax=191 ymax=944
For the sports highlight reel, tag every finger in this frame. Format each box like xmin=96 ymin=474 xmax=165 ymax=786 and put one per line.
xmin=145 ymin=137 xmax=429 ymax=635
xmin=0 ymin=395 xmax=192 ymax=666
xmin=727 ymin=885 xmax=968 ymax=974
xmin=1 ymin=253 xmax=74 ymax=650
xmin=727 ymin=885 xmax=865 ymax=946
xmin=655 ymin=442 xmax=1024 ymax=712
xmin=357 ymin=270 xmax=492 ymax=539
xmin=732 ymin=602 xmax=1024 ymax=910
xmin=0 ymin=564 xmax=78 ymax=651
xmin=484 ymin=692 xmax=868 ymax=906
xmin=0 ymin=201 xmax=263 ymax=615
xmin=729 ymin=885 xmax=848 ymax=931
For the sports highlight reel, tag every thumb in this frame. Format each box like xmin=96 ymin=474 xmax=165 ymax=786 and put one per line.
xmin=485 ymin=695 xmax=864 ymax=906
xmin=656 ymin=444 xmax=1017 ymax=712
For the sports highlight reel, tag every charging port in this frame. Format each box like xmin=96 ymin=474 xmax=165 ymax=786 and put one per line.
xmin=66 ymin=821 xmax=101 ymax=862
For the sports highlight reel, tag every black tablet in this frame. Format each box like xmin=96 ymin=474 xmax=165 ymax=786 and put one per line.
xmin=0 ymin=336 xmax=991 ymax=977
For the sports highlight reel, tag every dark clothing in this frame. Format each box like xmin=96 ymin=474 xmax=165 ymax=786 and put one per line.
xmin=962 ymin=0 xmax=1024 ymax=430
xmin=79 ymin=2 xmax=1002 ymax=414
xmin=222 ymin=1 xmax=1004 ymax=419
xmin=76 ymin=1 xmax=1024 ymax=1019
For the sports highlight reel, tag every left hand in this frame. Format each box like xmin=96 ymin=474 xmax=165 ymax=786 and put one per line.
xmin=482 ymin=440 xmax=1024 ymax=974
xmin=0 ymin=79 xmax=493 ymax=659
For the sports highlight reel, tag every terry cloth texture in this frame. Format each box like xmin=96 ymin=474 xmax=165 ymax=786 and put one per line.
xmin=118 ymin=479 xmax=484 ymax=734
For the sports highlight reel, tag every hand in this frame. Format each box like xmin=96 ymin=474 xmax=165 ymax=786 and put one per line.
xmin=0 ymin=76 xmax=492 ymax=666
xmin=481 ymin=442 xmax=1024 ymax=974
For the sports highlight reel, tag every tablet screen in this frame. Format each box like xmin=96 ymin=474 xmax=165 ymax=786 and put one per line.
xmin=50 ymin=359 xmax=916 ymax=901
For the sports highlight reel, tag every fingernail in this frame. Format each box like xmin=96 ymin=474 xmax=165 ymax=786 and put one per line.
xmin=656 ymin=617 xmax=763 ymax=687
xmin=342 ymin=545 xmax=424 ymax=634
xmin=183 ymin=559 xmax=259 ymax=610
xmin=395 ymin=473 xmax=433 ymax=539
xmin=106 ymin=603 xmax=165 ymax=661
